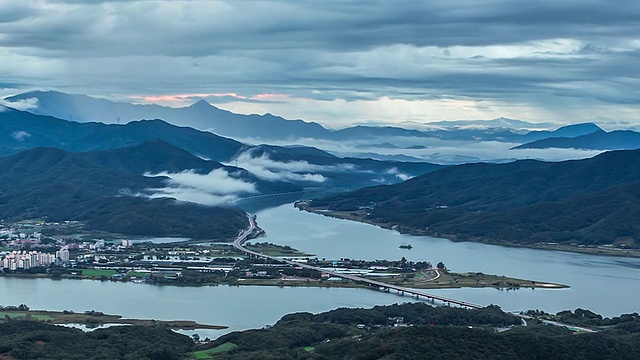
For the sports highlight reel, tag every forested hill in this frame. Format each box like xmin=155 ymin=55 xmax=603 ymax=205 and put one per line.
xmin=82 ymin=140 xmax=300 ymax=194
xmin=514 ymin=129 xmax=640 ymax=150
xmin=0 ymin=108 xmax=443 ymax=191
xmin=3 ymin=303 xmax=639 ymax=359
xmin=199 ymin=303 xmax=640 ymax=359
xmin=309 ymin=149 xmax=640 ymax=245
xmin=0 ymin=322 xmax=194 ymax=360
xmin=0 ymin=145 xmax=248 ymax=239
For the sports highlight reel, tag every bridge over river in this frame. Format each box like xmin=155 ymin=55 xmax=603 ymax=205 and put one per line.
xmin=233 ymin=214 xmax=484 ymax=310
xmin=230 ymin=189 xmax=321 ymax=205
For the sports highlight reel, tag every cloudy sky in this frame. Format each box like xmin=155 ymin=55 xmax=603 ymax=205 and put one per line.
xmin=1 ymin=0 xmax=639 ymax=128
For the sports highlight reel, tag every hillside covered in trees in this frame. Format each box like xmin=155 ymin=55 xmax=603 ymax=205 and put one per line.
xmin=198 ymin=303 xmax=640 ymax=359
xmin=0 ymin=321 xmax=193 ymax=360
xmin=308 ymin=149 xmax=640 ymax=246
xmin=2 ymin=303 xmax=640 ymax=359
xmin=0 ymin=145 xmax=248 ymax=239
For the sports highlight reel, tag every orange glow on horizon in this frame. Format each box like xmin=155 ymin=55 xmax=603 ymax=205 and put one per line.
xmin=129 ymin=92 xmax=290 ymax=104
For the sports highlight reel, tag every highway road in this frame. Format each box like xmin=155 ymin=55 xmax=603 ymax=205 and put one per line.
xmin=233 ymin=214 xmax=484 ymax=309
xmin=230 ymin=189 xmax=320 ymax=205
xmin=234 ymin=214 xmax=600 ymax=331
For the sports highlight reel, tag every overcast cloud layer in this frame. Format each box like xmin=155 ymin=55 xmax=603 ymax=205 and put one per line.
xmin=1 ymin=1 xmax=639 ymax=127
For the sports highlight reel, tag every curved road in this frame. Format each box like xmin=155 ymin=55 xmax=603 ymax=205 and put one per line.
xmin=234 ymin=214 xmax=599 ymax=332
xmin=233 ymin=214 xmax=484 ymax=309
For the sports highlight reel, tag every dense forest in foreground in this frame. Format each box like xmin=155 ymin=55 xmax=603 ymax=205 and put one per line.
xmin=1 ymin=303 xmax=640 ymax=359
xmin=201 ymin=303 xmax=640 ymax=360
xmin=0 ymin=322 xmax=193 ymax=360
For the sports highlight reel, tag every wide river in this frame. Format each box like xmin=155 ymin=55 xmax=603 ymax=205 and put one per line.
xmin=1 ymin=203 xmax=639 ymax=338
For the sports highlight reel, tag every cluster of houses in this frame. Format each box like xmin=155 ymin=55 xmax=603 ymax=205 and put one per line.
xmin=0 ymin=227 xmax=47 ymax=248
xmin=1 ymin=247 xmax=69 ymax=270
xmin=0 ymin=221 xmax=145 ymax=271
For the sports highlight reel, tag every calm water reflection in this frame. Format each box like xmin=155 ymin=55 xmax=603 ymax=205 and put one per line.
xmin=0 ymin=277 xmax=413 ymax=338
xmin=1 ymin=203 xmax=638 ymax=339
xmin=256 ymin=204 xmax=640 ymax=317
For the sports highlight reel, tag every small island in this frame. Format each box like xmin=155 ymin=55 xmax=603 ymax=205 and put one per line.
xmin=0 ymin=305 xmax=226 ymax=330
xmin=235 ymin=262 xmax=567 ymax=290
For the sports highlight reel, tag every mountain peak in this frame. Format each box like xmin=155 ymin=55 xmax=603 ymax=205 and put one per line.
xmin=189 ymin=99 xmax=212 ymax=108
xmin=555 ymin=122 xmax=602 ymax=132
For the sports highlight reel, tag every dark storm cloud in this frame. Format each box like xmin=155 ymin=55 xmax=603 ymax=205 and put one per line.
xmin=0 ymin=0 xmax=639 ymax=123
xmin=0 ymin=1 xmax=634 ymax=54
xmin=0 ymin=3 xmax=40 ymax=23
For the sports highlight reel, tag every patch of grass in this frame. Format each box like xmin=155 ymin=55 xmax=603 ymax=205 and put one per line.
xmin=192 ymin=350 xmax=214 ymax=359
xmin=193 ymin=342 xmax=238 ymax=359
xmin=0 ymin=312 xmax=53 ymax=321
xmin=81 ymin=269 xmax=116 ymax=277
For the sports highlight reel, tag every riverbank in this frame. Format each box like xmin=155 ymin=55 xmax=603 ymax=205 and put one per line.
xmin=235 ymin=268 xmax=567 ymax=290
xmin=0 ymin=269 xmax=566 ymax=291
xmin=298 ymin=205 xmax=640 ymax=259
xmin=0 ymin=308 xmax=227 ymax=330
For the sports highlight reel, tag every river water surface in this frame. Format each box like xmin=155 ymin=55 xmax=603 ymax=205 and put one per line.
xmin=1 ymin=203 xmax=639 ymax=338
xmin=255 ymin=204 xmax=640 ymax=317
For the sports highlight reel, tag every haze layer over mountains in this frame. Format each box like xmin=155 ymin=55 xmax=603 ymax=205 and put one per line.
xmin=2 ymin=90 xmax=640 ymax=246
xmin=7 ymin=91 xmax=637 ymax=164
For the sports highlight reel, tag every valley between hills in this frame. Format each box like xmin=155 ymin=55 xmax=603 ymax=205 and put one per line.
xmin=4 ymin=2 xmax=640 ymax=358
xmin=1 ymin=92 xmax=640 ymax=359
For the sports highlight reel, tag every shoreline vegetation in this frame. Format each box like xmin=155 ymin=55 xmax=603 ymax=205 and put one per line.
xmin=236 ymin=270 xmax=567 ymax=290
xmin=195 ymin=303 xmax=640 ymax=359
xmin=1 ymin=218 xmax=567 ymax=292
xmin=2 ymin=303 xmax=639 ymax=359
xmin=0 ymin=268 xmax=567 ymax=290
xmin=0 ymin=307 xmax=226 ymax=330
xmin=0 ymin=262 xmax=569 ymax=292
xmin=296 ymin=203 xmax=640 ymax=259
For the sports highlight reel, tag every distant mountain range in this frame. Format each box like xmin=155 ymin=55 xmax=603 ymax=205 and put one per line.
xmin=6 ymin=90 xmax=331 ymax=140
xmin=6 ymin=91 xmax=632 ymax=149
xmin=514 ymin=129 xmax=640 ymax=150
xmin=0 ymin=106 xmax=451 ymax=237
xmin=0 ymin=108 xmax=442 ymax=191
xmin=308 ymin=149 xmax=640 ymax=246
xmin=518 ymin=123 xmax=603 ymax=142
xmin=0 ymin=107 xmax=245 ymax=162
xmin=420 ymin=117 xmax=556 ymax=130
xmin=3 ymin=90 xmax=640 ymax=245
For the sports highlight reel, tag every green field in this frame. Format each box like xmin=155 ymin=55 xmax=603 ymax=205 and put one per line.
xmin=192 ymin=342 xmax=238 ymax=359
xmin=81 ymin=269 xmax=116 ymax=277
xmin=0 ymin=312 xmax=53 ymax=321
